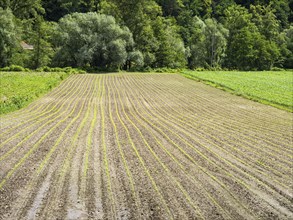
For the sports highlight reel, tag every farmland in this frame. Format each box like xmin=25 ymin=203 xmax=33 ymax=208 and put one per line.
xmin=0 ymin=71 xmax=71 ymax=115
xmin=0 ymin=73 xmax=292 ymax=219
xmin=182 ymin=70 xmax=293 ymax=112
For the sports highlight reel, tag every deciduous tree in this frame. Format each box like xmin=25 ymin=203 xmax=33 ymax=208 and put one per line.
xmin=52 ymin=12 xmax=141 ymax=70
xmin=0 ymin=0 xmax=44 ymax=18
xmin=0 ymin=8 xmax=19 ymax=67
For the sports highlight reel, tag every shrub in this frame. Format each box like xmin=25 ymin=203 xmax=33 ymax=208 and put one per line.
xmin=0 ymin=65 xmax=26 ymax=72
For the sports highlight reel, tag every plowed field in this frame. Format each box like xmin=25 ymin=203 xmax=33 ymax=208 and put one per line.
xmin=0 ymin=73 xmax=292 ymax=219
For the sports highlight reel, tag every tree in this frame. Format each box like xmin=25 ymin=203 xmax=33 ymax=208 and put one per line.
xmin=100 ymin=0 xmax=188 ymax=68
xmin=42 ymin=0 xmax=100 ymax=22
xmin=181 ymin=0 xmax=212 ymax=18
xmin=202 ymin=18 xmax=228 ymax=67
xmin=224 ymin=5 xmax=280 ymax=70
xmin=29 ymin=17 xmax=56 ymax=69
xmin=0 ymin=8 xmax=19 ymax=67
xmin=52 ymin=12 xmax=141 ymax=70
xmin=156 ymin=0 xmax=183 ymax=17
xmin=154 ymin=17 xmax=187 ymax=68
xmin=42 ymin=0 xmax=67 ymax=22
xmin=188 ymin=17 xmax=206 ymax=68
xmin=233 ymin=0 xmax=290 ymax=28
xmin=281 ymin=26 xmax=293 ymax=68
xmin=270 ymin=0 xmax=290 ymax=28
xmin=250 ymin=4 xmax=280 ymax=41
xmin=188 ymin=17 xmax=228 ymax=69
xmin=0 ymin=0 xmax=44 ymax=18
xmin=100 ymin=0 xmax=162 ymax=67
xmin=211 ymin=0 xmax=236 ymax=19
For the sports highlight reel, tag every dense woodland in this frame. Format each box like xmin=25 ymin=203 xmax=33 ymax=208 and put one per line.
xmin=0 ymin=0 xmax=292 ymax=71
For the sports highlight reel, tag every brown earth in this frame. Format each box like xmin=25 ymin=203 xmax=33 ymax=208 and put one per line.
xmin=0 ymin=73 xmax=292 ymax=220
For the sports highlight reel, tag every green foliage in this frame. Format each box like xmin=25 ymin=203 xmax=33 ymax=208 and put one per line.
xmin=224 ymin=5 xmax=281 ymax=70
xmin=6 ymin=18 xmax=56 ymax=69
xmin=0 ymin=65 xmax=27 ymax=72
xmin=156 ymin=0 xmax=183 ymax=17
xmin=281 ymin=26 xmax=293 ymax=68
xmin=0 ymin=0 xmax=44 ymax=18
xmin=250 ymin=4 xmax=280 ymax=41
xmin=29 ymin=17 xmax=56 ymax=69
xmin=0 ymin=0 xmax=291 ymax=71
xmin=180 ymin=0 xmax=212 ymax=18
xmin=126 ymin=51 xmax=144 ymax=70
xmin=100 ymin=0 xmax=162 ymax=67
xmin=189 ymin=17 xmax=228 ymax=69
xmin=212 ymin=0 xmax=236 ymax=18
xmin=182 ymin=70 xmax=293 ymax=111
xmin=0 ymin=8 xmax=20 ymax=67
xmin=52 ymin=12 xmax=139 ymax=70
xmin=153 ymin=67 xmax=182 ymax=73
xmin=36 ymin=66 xmax=86 ymax=74
xmin=0 ymin=71 xmax=72 ymax=114
xmin=154 ymin=18 xmax=187 ymax=68
xmin=42 ymin=0 xmax=67 ymax=21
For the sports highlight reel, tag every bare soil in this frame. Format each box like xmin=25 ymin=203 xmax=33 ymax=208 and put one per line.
xmin=0 ymin=73 xmax=292 ymax=220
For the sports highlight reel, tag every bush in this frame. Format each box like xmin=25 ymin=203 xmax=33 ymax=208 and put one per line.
xmin=0 ymin=65 xmax=27 ymax=72
xmin=271 ymin=67 xmax=285 ymax=71
xmin=36 ymin=66 xmax=85 ymax=74
xmin=143 ymin=66 xmax=153 ymax=72
xmin=154 ymin=68 xmax=181 ymax=73
xmin=194 ymin=67 xmax=206 ymax=71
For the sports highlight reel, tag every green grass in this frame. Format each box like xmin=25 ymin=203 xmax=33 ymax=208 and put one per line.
xmin=181 ymin=70 xmax=293 ymax=112
xmin=0 ymin=71 xmax=71 ymax=115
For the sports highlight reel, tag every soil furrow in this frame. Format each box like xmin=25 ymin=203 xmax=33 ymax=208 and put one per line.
xmin=0 ymin=75 xmax=86 ymax=150
xmin=151 ymin=74 xmax=292 ymax=150
xmin=127 ymin=75 xmax=292 ymax=188
xmin=121 ymin=73 xmax=290 ymax=218
xmin=0 ymin=73 xmax=292 ymax=220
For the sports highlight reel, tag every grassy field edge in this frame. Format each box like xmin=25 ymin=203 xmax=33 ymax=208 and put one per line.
xmin=181 ymin=72 xmax=293 ymax=113
xmin=0 ymin=72 xmax=73 ymax=115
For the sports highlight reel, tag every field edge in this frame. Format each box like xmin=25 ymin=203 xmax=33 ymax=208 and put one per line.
xmin=180 ymin=72 xmax=293 ymax=113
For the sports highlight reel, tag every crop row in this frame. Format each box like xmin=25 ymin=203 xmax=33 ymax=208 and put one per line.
xmin=112 ymin=74 xmax=292 ymax=218
xmin=0 ymin=73 xmax=292 ymax=219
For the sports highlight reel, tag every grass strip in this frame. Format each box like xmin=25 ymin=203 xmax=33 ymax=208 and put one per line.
xmin=0 ymin=77 xmax=87 ymax=159
xmin=0 ymin=76 xmax=83 ymax=146
xmin=181 ymin=71 xmax=293 ymax=112
xmin=0 ymin=75 xmax=76 ymax=123
xmin=0 ymin=71 xmax=72 ymax=115
xmin=154 ymin=74 xmax=292 ymax=162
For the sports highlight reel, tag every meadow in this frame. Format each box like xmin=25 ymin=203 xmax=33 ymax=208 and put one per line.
xmin=0 ymin=71 xmax=71 ymax=115
xmin=182 ymin=70 xmax=293 ymax=112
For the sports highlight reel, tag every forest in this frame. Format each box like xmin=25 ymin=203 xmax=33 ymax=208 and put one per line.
xmin=0 ymin=0 xmax=292 ymax=71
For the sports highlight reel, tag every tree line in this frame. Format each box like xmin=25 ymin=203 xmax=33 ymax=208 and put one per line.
xmin=0 ymin=0 xmax=292 ymax=71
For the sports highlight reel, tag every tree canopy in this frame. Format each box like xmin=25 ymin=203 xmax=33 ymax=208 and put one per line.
xmin=0 ymin=8 xmax=19 ymax=67
xmin=0 ymin=0 xmax=292 ymax=70
xmin=52 ymin=12 xmax=142 ymax=70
